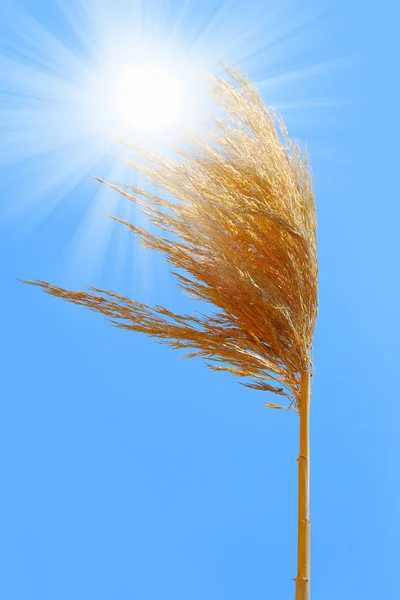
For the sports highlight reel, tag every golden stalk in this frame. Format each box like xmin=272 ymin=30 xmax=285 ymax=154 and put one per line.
xmin=295 ymin=370 xmax=311 ymax=600
xmin=22 ymin=68 xmax=318 ymax=596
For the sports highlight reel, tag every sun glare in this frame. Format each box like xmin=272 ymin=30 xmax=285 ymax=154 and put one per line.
xmin=112 ymin=65 xmax=183 ymax=132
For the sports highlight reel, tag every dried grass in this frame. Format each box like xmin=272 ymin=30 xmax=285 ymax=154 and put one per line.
xmin=23 ymin=68 xmax=318 ymax=411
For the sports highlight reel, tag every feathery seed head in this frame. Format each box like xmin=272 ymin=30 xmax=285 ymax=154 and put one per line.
xmin=25 ymin=69 xmax=318 ymax=411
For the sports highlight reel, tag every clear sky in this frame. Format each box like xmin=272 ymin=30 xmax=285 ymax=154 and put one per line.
xmin=1 ymin=1 xmax=398 ymax=599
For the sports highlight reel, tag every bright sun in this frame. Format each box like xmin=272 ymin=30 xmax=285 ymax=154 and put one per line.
xmin=112 ymin=64 xmax=183 ymax=132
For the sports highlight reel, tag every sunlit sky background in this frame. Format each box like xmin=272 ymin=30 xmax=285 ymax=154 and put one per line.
xmin=1 ymin=1 xmax=399 ymax=599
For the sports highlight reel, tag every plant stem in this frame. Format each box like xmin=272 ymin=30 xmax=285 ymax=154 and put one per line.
xmin=295 ymin=370 xmax=311 ymax=600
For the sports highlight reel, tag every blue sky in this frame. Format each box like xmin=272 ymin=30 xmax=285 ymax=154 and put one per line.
xmin=1 ymin=1 xmax=399 ymax=599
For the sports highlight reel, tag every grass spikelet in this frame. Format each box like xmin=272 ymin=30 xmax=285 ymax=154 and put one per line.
xmin=24 ymin=68 xmax=318 ymax=411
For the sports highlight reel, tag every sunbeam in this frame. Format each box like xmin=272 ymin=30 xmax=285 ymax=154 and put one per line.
xmin=1 ymin=0 xmax=348 ymax=285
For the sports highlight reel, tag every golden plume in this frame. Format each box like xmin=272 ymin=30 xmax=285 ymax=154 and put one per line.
xmin=23 ymin=68 xmax=318 ymax=599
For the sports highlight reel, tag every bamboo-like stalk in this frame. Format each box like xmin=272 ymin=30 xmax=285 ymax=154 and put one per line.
xmin=295 ymin=371 xmax=311 ymax=600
